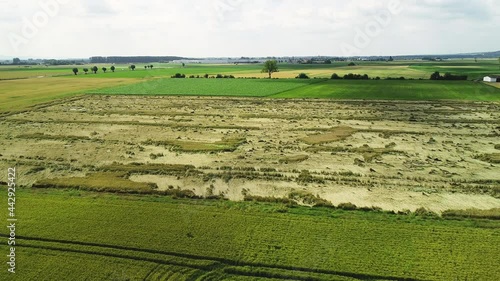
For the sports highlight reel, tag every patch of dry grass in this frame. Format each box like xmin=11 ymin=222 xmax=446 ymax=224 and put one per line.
xmin=301 ymin=126 xmax=357 ymax=144
xmin=442 ymin=208 xmax=500 ymax=220
xmin=100 ymin=163 xmax=196 ymax=174
xmin=17 ymin=132 xmax=91 ymax=141
xmin=32 ymin=172 xmax=156 ymax=193
xmin=278 ymin=155 xmax=309 ymax=164
xmin=144 ymin=136 xmax=246 ymax=152
xmin=475 ymin=153 xmax=500 ymax=164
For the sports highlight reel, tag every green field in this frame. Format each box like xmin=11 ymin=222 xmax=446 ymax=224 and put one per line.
xmin=90 ymin=77 xmax=500 ymax=101
xmin=1 ymin=60 xmax=499 ymax=113
xmin=272 ymin=80 xmax=500 ymax=101
xmin=1 ymin=188 xmax=498 ymax=281
xmin=90 ymin=78 xmax=318 ymax=96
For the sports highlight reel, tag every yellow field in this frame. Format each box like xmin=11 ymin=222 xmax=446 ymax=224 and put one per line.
xmin=0 ymin=77 xmax=139 ymax=112
xmin=233 ymin=65 xmax=429 ymax=79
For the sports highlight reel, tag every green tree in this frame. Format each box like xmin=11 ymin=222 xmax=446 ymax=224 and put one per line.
xmin=262 ymin=60 xmax=278 ymax=78
xmin=102 ymin=67 xmax=107 ymax=73
xmin=83 ymin=68 xmax=89 ymax=74
xmin=72 ymin=68 xmax=78 ymax=75
xmin=430 ymin=71 xmax=441 ymax=80
xmin=324 ymin=59 xmax=332 ymax=64
xmin=13 ymin=58 xmax=21 ymax=65
xmin=130 ymin=65 xmax=136 ymax=71
xmin=295 ymin=73 xmax=310 ymax=79
xmin=150 ymin=65 xmax=154 ymax=69
xmin=110 ymin=66 xmax=115 ymax=72
xmin=92 ymin=66 xmax=98 ymax=74
xmin=331 ymin=73 xmax=341 ymax=80
xmin=498 ymin=57 xmax=500 ymax=70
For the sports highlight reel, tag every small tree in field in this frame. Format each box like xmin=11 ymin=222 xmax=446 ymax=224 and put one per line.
xmin=92 ymin=66 xmax=98 ymax=74
xmin=130 ymin=65 xmax=136 ymax=71
xmin=102 ymin=67 xmax=107 ymax=73
xmin=262 ymin=60 xmax=278 ymax=79
xmin=150 ymin=65 xmax=154 ymax=69
xmin=110 ymin=66 xmax=115 ymax=72
xmin=83 ymin=68 xmax=89 ymax=74
xmin=72 ymin=68 xmax=78 ymax=75
xmin=430 ymin=71 xmax=441 ymax=80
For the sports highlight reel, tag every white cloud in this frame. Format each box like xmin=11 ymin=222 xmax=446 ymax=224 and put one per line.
xmin=0 ymin=0 xmax=498 ymax=58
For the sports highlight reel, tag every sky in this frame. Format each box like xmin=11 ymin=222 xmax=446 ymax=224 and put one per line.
xmin=0 ymin=0 xmax=499 ymax=59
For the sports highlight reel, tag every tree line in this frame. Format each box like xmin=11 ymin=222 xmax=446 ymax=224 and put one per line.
xmin=71 ymin=64 xmax=155 ymax=75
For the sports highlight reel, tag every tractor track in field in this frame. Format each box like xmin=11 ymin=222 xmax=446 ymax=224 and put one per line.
xmin=1 ymin=234 xmax=426 ymax=281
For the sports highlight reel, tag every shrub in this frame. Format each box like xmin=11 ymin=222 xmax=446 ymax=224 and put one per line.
xmin=337 ymin=202 xmax=357 ymax=210
xmin=348 ymin=62 xmax=356 ymax=66
xmin=331 ymin=73 xmax=342 ymax=79
xmin=295 ymin=73 xmax=310 ymax=79
xmin=171 ymin=73 xmax=186 ymax=78
xmin=414 ymin=207 xmax=439 ymax=218
xmin=343 ymin=73 xmax=369 ymax=80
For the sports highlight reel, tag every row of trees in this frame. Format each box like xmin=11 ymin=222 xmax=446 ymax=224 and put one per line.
xmin=171 ymin=73 xmax=236 ymax=79
xmin=71 ymin=64 xmax=155 ymax=75
xmin=430 ymin=71 xmax=467 ymax=80
xmin=72 ymin=65 xmax=116 ymax=75
xmin=331 ymin=73 xmax=370 ymax=80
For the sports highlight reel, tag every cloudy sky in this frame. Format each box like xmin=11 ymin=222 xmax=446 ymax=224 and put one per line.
xmin=1 ymin=0 xmax=499 ymax=58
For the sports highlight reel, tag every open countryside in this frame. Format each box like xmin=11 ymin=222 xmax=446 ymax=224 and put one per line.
xmin=1 ymin=58 xmax=499 ymax=281
xmin=1 ymin=0 xmax=500 ymax=280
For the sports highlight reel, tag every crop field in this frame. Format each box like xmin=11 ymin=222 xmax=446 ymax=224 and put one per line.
xmin=90 ymin=78 xmax=318 ymax=96
xmin=1 ymin=60 xmax=500 ymax=280
xmin=0 ymin=77 xmax=139 ymax=112
xmin=0 ymin=188 xmax=499 ymax=281
xmin=2 ymin=95 xmax=499 ymax=212
xmin=272 ymin=80 xmax=500 ymax=101
xmin=90 ymin=78 xmax=500 ymax=101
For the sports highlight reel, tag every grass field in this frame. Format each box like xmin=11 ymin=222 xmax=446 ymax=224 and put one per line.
xmin=271 ymin=79 xmax=500 ymax=101
xmin=0 ymin=77 xmax=139 ymax=112
xmin=89 ymin=78 xmax=318 ymax=96
xmin=0 ymin=188 xmax=498 ymax=281
xmin=89 ymin=77 xmax=500 ymax=101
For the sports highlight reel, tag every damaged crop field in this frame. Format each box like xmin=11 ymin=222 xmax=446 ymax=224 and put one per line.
xmin=2 ymin=95 xmax=499 ymax=211
xmin=1 ymin=94 xmax=499 ymax=280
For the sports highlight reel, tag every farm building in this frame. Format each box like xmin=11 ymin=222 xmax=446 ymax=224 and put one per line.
xmin=483 ymin=76 xmax=500 ymax=82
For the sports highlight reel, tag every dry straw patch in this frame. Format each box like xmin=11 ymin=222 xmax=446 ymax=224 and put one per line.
xmin=302 ymin=126 xmax=357 ymax=144
xmin=32 ymin=172 xmax=157 ymax=193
